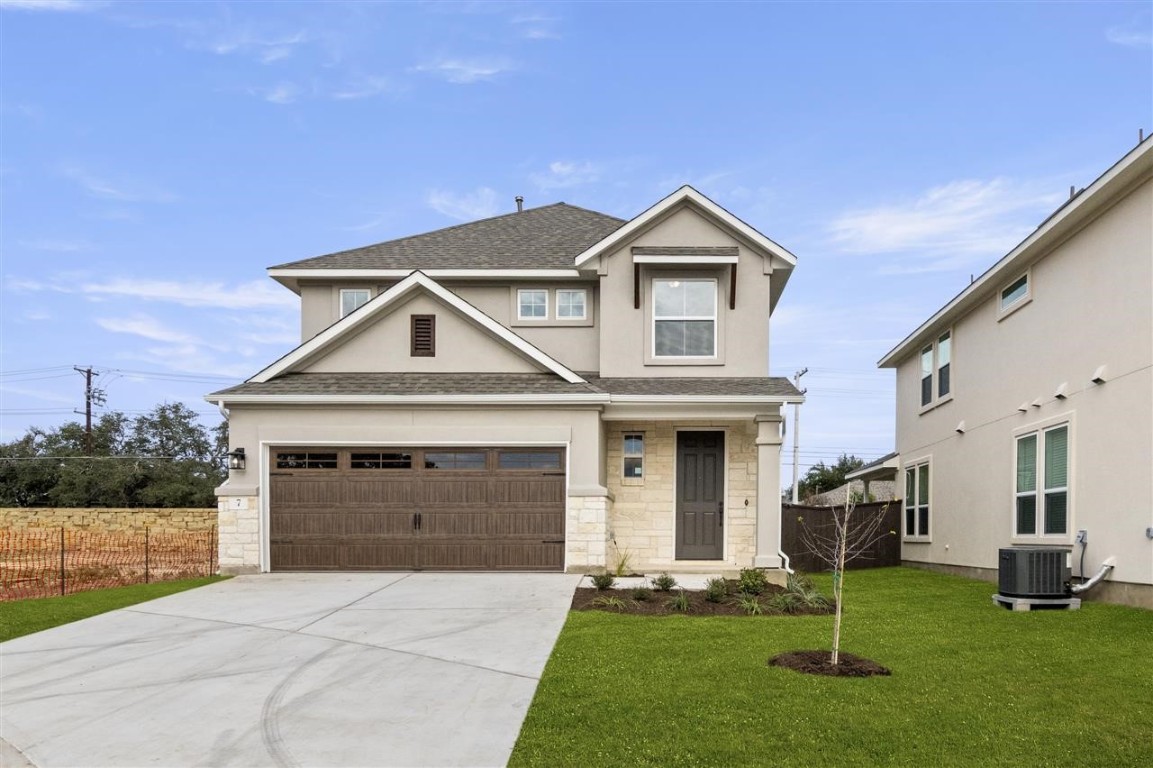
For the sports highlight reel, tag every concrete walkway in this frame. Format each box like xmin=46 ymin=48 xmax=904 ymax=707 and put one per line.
xmin=0 ymin=572 xmax=581 ymax=768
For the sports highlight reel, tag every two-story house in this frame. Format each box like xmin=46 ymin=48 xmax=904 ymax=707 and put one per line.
xmin=879 ymin=137 xmax=1153 ymax=608
xmin=208 ymin=187 xmax=802 ymax=576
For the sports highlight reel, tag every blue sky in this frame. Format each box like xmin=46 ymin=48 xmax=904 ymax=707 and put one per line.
xmin=2 ymin=0 xmax=1150 ymax=480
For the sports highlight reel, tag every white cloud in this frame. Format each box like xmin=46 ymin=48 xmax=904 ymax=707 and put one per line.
xmin=412 ymin=57 xmax=514 ymax=84
xmin=531 ymin=160 xmax=600 ymax=190
xmin=195 ymin=28 xmax=308 ymax=61
xmin=1106 ymin=21 xmax=1152 ymax=48
xmin=828 ymin=178 xmax=1064 ymax=273
xmin=331 ymin=75 xmax=392 ymax=100
xmin=511 ymin=13 xmax=560 ymax=40
xmin=18 ymin=238 xmax=91 ymax=253
xmin=0 ymin=0 xmax=93 ymax=11
xmin=59 ymin=165 xmax=176 ymax=203
xmin=426 ymin=187 xmax=501 ymax=221
xmin=10 ymin=275 xmax=298 ymax=310
xmin=259 ymin=82 xmax=300 ymax=105
xmin=96 ymin=314 xmax=202 ymax=345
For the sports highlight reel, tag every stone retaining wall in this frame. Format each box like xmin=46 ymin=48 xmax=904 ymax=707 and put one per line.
xmin=0 ymin=507 xmax=217 ymax=534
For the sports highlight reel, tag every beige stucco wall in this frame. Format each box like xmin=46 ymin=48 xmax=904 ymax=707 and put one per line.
xmin=305 ymin=293 xmax=542 ymax=374
xmin=604 ymin=420 xmax=759 ymax=571
xmin=893 ymin=175 xmax=1153 ymax=591
xmin=596 ymin=206 xmax=773 ymax=377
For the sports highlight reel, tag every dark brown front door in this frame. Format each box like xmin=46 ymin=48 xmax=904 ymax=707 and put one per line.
xmin=269 ymin=447 xmax=565 ymax=571
xmin=676 ymin=431 xmax=725 ymax=560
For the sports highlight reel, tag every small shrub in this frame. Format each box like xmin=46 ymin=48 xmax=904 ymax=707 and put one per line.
xmin=590 ymin=594 xmax=628 ymax=612
xmin=631 ymin=586 xmax=652 ymax=602
xmin=589 ymin=572 xmax=616 ymax=590
xmin=704 ymin=577 xmax=729 ymax=603
xmin=737 ymin=568 xmax=769 ymax=596
xmin=613 ymin=548 xmax=634 ymax=577
xmin=785 ymin=571 xmax=830 ymax=609
xmin=651 ymin=572 xmax=677 ymax=592
xmin=766 ymin=591 xmax=801 ymax=614
xmin=736 ymin=593 xmax=763 ymax=615
xmin=666 ymin=588 xmax=691 ymax=613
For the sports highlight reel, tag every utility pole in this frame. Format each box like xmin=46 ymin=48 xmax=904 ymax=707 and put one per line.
xmin=74 ymin=366 xmax=105 ymax=455
xmin=791 ymin=367 xmax=808 ymax=503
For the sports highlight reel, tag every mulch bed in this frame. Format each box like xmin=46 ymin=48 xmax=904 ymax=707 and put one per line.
xmin=769 ymin=650 xmax=892 ymax=677
xmin=571 ymin=581 xmax=833 ymax=617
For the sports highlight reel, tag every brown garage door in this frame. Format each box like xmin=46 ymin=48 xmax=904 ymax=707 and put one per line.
xmin=269 ymin=447 xmax=566 ymax=571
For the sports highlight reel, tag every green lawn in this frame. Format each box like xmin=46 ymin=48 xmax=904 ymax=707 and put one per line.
xmin=0 ymin=576 xmax=227 ymax=643
xmin=511 ymin=567 xmax=1152 ymax=768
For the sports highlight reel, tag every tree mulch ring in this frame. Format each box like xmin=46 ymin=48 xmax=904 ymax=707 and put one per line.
xmin=769 ymin=650 xmax=892 ymax=677
xmin=571 ymin=582 xmax=834 ymax=617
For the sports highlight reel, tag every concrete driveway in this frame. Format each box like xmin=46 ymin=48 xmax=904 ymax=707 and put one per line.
xmin=0 ymin=572 xmax=581 ymax=768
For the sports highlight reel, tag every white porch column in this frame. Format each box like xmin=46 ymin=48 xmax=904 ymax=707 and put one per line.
xmin=753 ymin=412 xmax=784 ymax=569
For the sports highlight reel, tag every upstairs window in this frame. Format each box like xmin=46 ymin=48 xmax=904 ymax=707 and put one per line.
xmin=517 ymin=289 xmax=548 ymax=319
xmin=556 ymin=289 xmax=587 ymax=319
xmin=653 ymin=278 xmax=716 ymax=357
xmin=340 ymin=289 xmax=371 ymax=318
xmin=919 ymin=330 xmax=953 ymax=409
xmin=999 ymin=272 xmax=1031 ymax=319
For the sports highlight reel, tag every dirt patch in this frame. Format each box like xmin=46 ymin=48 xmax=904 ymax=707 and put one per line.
xmin=571 ymin=581 xmax=833 ymax=617
xmin=769 ymin=650 xmax=892 ymax=677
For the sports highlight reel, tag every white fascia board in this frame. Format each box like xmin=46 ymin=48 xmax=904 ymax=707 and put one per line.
xmin=573 ymin=185 xmax=798 ymax=269
xmin=608 ymin=394 xmax=804 ymax=404
xmin=268 ymin=268 xmax=583 ymax=280
xmin=879 ymin=137 xmax=1153 ymax=368
xmin=631 ymin=254 xmax=739 ymax=264
xmin=216 ymin=394 xmax=610 ymax=406
xmin=249 ymin=271 xmax=586 ymax=384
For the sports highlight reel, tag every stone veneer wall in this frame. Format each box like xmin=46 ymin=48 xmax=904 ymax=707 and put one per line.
xmin=565 ymin=495 xmax=611 ymax=573
xmin=0 ymin=507 xmax=216 ymax=534
xmin=217 ymin=496 xmax=261 ymax=574
xmin=605 ymin=420 xmax=758 ymax=572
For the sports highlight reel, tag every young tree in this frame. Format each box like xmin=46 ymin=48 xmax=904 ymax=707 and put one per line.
xmin=797 ymin=498 xmax=894 ymax=665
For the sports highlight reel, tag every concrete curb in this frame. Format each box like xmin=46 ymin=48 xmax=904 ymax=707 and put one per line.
xmin=1 ymin=737 xmax=36 ymax=767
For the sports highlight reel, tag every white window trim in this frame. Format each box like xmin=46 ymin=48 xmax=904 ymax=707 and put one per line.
xmin=556 ymin=289 xmax=588 ymax=320
xmin=621 ymin=432 xmax=644 ymax=486
xmin=1011 ymin=414 xmax=1073 ymax=542
xmin=998 ymin=269 xmax=1032 ymax=320
xmin=516 ymin=289 xmax=549 ymax=321
xmin=902 ymin=457 xmax=931 ymax=541
xmin=918 ymin=328 xmax=954 ymax=413
xmin=651 ymin=277 xmax=719 ymax=360
xmin=339 ymin=288 xmax=372 ymax=318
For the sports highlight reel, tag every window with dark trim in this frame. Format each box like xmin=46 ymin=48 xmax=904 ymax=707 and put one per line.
xmin=276 ymin=452 xmax=338 ymax=469
xmin=350 ymin=452 xmax=413 ymax=469
xmin=919 ymin=331 xmax=953 ymax=408
xmin=497 ymin=451 xmax=562 ymax=470
xmin=424 ymin=451 xmax=486 ymax=470
xmin=411 ymin=314 xmax=435 ymax=357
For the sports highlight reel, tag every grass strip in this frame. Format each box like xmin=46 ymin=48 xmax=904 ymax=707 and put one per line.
xmin=0 ymin=576 xmax=228 ymax=643
xmin=512 ymin=567 xmax=1152 ymax=768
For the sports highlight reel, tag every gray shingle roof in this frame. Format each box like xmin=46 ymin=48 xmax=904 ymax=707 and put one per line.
xmin=583 ymin=376 xmax=801 ymax=397
xmin=271 ymin=204 xmax=626 ymax=271
xmin=211 ymin=373 xmax=600 ymax=397
xmin=211 ymin=373 xmax=801 ymax=399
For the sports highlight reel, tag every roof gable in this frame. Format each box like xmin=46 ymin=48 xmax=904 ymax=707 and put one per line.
xmin=249 ymin=272 xmax=586 ymax=384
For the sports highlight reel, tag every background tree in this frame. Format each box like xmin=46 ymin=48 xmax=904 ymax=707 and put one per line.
xmin=0 ymin=405 xmax=225 ymax=507
xmin=797 ymin=498 xmax=895 ymax=665
xmin=798 ymin=453 xmax=865 ymax=501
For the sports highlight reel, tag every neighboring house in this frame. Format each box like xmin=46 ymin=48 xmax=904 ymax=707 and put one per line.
xmin=208 ymin=187 xmax=803 ymax=576
xmin=879 ymin=137 xmax=1153 ymax=608
xmin=808 ymin=478 xmax=897 ymax=507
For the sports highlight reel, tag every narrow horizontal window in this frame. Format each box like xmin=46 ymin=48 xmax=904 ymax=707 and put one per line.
xmin=498 ymin=451 xmax=562 ymax=470
xmin=276 ymin=452 xmax=338 ymax=470
xmin=424 ymin=451 xmax=486 ymax=470
xmin=350 ymin=452 xmax=413 ymax=469
xmin=1000 ymin=274 xmax=1029 ymax=311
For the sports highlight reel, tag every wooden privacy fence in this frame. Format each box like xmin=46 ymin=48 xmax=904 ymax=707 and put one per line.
xmin=0 ymin=527 xmax=217 ymax=602
xmin=780 ymin=502 xmax=901 ymax=574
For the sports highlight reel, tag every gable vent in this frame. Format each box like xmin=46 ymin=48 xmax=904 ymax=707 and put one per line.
xmin=411 ymin=314 xmax=435 ymax=357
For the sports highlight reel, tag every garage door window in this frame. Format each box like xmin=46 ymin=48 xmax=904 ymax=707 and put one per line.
xmin=498 ymin=451 xmax=562 ymax=470
xmin=276 ymin=452 xmax=338 ymax=469
xmin=350 ymin=452 xmax=413 ymax=469
xmin=425 ymin=451 xmax=486 ymax=470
